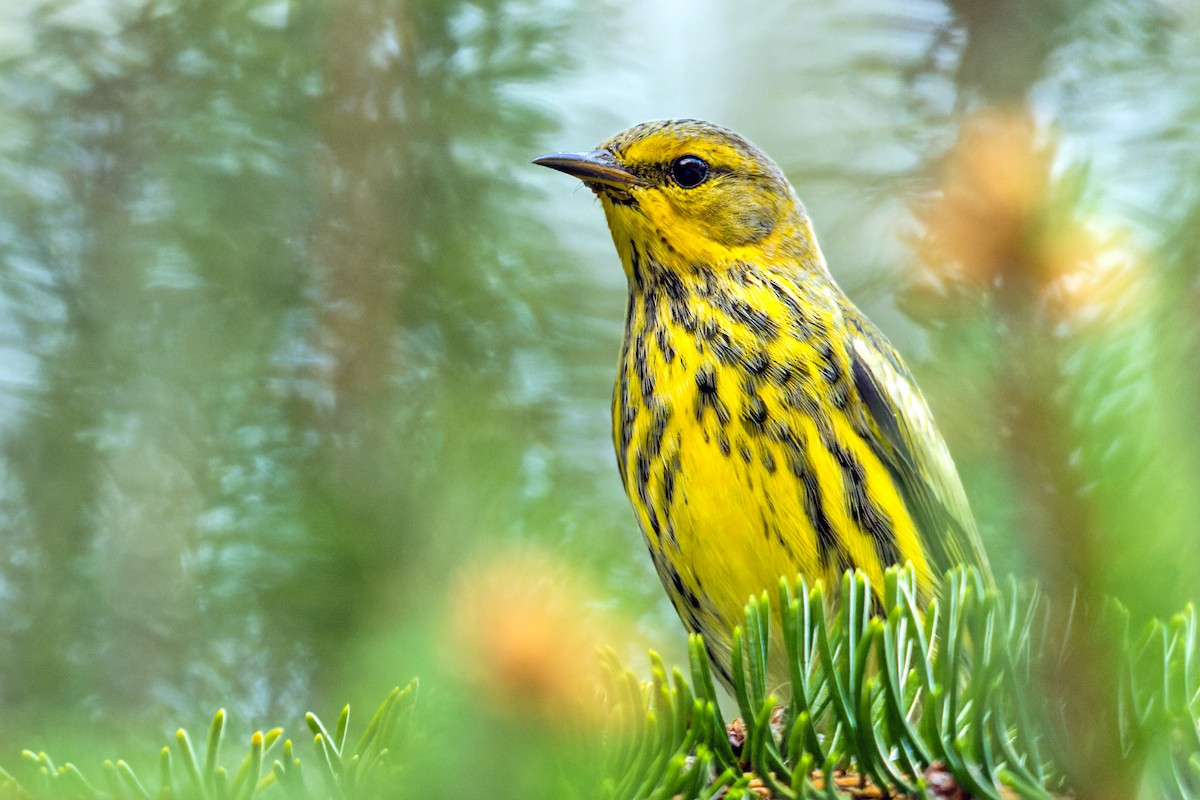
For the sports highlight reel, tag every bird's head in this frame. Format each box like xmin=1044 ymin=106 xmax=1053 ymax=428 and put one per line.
xmin=534 ymin=119 xmax=822 ymax=279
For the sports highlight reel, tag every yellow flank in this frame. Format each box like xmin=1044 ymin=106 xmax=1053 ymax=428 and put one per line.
xmin=535 ymin=119 xmax=991 ymax=693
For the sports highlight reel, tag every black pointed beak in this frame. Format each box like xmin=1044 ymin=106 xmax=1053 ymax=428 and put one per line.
xmin=532 ymin=150 xmax=646 ymax=189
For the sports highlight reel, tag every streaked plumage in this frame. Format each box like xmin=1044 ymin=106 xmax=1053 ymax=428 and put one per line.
xmin=536 ymin=119 xmax=991 ymax=691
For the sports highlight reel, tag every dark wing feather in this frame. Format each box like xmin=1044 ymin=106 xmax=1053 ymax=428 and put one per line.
xmin=845 ymin=313 xmax=993 ymax=586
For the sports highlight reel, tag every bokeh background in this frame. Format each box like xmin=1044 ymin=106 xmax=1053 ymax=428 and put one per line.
xmin=1 ymin=0 xmax=1199 ymax=795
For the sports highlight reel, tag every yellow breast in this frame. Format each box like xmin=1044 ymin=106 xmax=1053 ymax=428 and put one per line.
xmin=612 ymin=253 xmax=934 ymax=681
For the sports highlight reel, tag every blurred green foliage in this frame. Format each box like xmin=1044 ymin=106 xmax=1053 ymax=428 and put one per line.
xmin=1 ymin=0 xmax=1199 ymax=796
xmin=0 ymin=0 xmax=609 ymax=729
xmin=4 ymin=571 xmax=1198 ymax=798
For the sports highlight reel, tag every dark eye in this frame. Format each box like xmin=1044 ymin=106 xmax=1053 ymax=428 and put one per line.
xmin=669 ymin=155 xmax=709 ymax=189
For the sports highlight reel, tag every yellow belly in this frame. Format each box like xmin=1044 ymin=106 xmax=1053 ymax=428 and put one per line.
xmin=612 ymin=278 xmax=933 ymax=686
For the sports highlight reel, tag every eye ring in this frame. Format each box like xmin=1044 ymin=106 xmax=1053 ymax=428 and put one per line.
xmin=669 ymin=155 xmax=710 ymax=189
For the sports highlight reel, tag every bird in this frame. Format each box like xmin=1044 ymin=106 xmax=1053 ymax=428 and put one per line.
xmin=534 ymin=119 xmax=991 ymax=692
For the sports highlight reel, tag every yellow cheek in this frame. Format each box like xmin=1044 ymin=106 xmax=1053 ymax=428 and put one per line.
xmin=630 ymin=193 xmax=723 ymax=265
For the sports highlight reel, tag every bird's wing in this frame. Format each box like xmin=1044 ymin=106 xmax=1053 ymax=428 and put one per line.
xmin=844 ymin=313 xmax=993 ymax=585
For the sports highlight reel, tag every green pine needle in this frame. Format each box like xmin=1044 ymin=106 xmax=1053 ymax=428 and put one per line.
xmin=604 ymin=565 xmax=1200 ymax=798
xmin=2 ymin=573 xmax=1197 ymax=798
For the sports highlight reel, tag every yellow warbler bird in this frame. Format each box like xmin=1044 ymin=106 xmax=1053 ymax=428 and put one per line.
xmin=534 ymin=119 xmax=990 ymax=691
